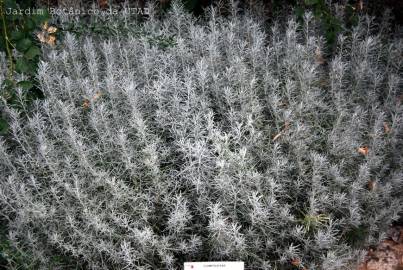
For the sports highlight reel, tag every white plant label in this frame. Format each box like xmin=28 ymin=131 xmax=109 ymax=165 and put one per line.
xmin=184 ymin=261 xmax=244 ymax=270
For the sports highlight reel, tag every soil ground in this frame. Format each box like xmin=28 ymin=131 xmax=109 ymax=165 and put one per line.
xmin=358 ymin=226 xmax=403 ymax=270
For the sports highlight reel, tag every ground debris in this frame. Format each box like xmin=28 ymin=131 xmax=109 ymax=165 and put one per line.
xmin=358 ymin=226 xmax=403 ymax=270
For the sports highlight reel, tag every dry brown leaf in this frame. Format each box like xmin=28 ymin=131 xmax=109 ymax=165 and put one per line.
xmin=98 ymin=0 xmax=108 ymax=9
xmin=272 ymin=121 xmax=290 ymax=142
xmin=92 ymin=91 xmax=102 ymax=101
xmin=83 ymin=92 xmax=102 ymax=109
xmin=47 ymin=26 xmax=57 ymax=34
xmin=291 ymin=258 xmax=307 ymax=269
xmin=315 ymin=47 xmax=326 ymax=65
xmin=37 ymin=32 xmax=56 ymax=46
xmin=367 ymin=180 xmax=377 ymax=191
xmin=36 ymin=32 xmax=46 ymax=43
xmin=358 ymin=146 xmax=369 ymax=156
xmin=383 ymin=122 xmax=391 ymax=134
xmin=47 ymin=35 xmax=56 ymax=46
xmin=38 ymin=22 xmax=57 ymax=46
xmin=272 ymin=132 xmax=282 ymax=142
xmin=42 ymin=21 xmax=49 ymax=31
xmin=358 ymin=0 xmax=364 ymax=11
xmin=82 ymin=99 xmax=90 ymax=109
xmin=42 ymin=21 xmax=57 ymax=34
xmin=291 ymin=258 xmax=301 ymax=267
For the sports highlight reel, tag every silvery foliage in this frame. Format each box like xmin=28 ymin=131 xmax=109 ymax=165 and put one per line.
xmin=0 ymin=2 xmax=402 ymax=269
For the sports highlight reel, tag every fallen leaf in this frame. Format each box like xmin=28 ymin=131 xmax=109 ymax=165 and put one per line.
xmin=272 ymin=121 xmax=290 ymax=142
xmin=47 ymin=26 xmax=57 ymax=34
xmin=383 ymin=122 xmax=391 ymax=134
xmin=37 ymin=32 xmax=46 ymax=43
xmin=92 ymin=91 xmax=102 ymax=101
xmin=82 ymin=99 xmax=90 ymax=109
xmin=291 ymin=258 xmax=301 ymax=267
xmin=358 ymin=146 xmax=369 ymax=156
xmin=358 ymin=0 xmax=364 ymax=10
xmin=367 ymin=180 xmax=376 ymax=191
xmin=37 ymin=32 xmax=56 ymax=46
xmin=37 ymin=22 xmax=57 ymax=46
xmin=41 ymin=21 xmax=57 ymax=34
xmin=47 ymin=35 xmax=56 ymax=46
xmin=315 ymin=47 xmax=326 ymax=65
xmin=42 ymin=21 xmax=49 ymax=31
xmin=272 ymin=132 xmax=282 ymax=142
xmin=99 ymin=0 xmax=108 ymax=9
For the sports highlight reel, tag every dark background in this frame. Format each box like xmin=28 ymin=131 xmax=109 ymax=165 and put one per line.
xmin=27 ymin=0 xmax=403 ymax=26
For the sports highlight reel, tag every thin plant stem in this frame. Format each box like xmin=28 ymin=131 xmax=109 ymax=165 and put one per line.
xmin=0 ymin=0 xmax=14 ymax=80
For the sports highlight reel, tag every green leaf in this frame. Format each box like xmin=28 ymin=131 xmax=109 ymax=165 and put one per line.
xmin=4 ymin=0 xmax=18 ymax=9
xmin=16 ymin=38 xmax=32 ymax=52
xmin=17 ymin=80 xmax=34 ymax=90
xmin=16 ymin=59 xmax=37 ymax=76
xmin=26 ymin=60 xmax=37 ymax=75
xmin=24 ymin=46 xmax=41 ymax=59
xmin=15 ymin=57 xmax=29 ymax=73
xmin=32 ymin=9 xmax=50 ymax=24
xmin=0 ymin=38 xmax=6 ymax=52
xmin=295 ymin=6 xmax=305 ymax=20
xmin=10 ymin=31 xmax=24 ymax=41
xmin=18 ymin=0 xmax=35 ymax=9
xmin=305 ymin=0 xmax=319 ymax=6
xmin=313 ymin=6 xmax=323 ymax=17
xmin=2 ymin=79 xmax=15 ymax=89
xmin=0 ymin=118 xmax=8 ymax=135
xmin=24 ymin=18 xmax=35 ymax=31
xmin=184 ymin=0 xmax=198 ymax=11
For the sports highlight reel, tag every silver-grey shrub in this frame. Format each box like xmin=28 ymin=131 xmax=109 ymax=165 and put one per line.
xmin=0 ymin=3 xmax=402 ymax=270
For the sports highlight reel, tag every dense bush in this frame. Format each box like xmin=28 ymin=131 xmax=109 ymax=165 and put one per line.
xmin=0 ymin=2 xmax=402 ymax=269
xmin=0 ymin=0 xmax=51 ymax=135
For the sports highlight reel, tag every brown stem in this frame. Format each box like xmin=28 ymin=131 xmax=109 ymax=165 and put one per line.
xmin=0 ymin=0 xmax=14 ymax=80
